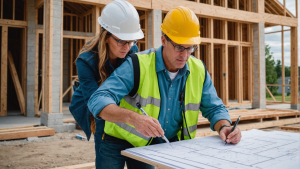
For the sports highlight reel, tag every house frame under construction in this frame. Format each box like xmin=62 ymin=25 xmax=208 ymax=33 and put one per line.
xmin=0 ymin=0 xmax=298 ymax=132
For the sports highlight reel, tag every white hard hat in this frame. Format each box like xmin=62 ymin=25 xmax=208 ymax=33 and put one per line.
xmin=98 ymin=0 xmax=144 ymax=40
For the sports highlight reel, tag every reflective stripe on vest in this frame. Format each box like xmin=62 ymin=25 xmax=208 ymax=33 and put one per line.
xmin=104 ymin=50 xmax=205 ymax=147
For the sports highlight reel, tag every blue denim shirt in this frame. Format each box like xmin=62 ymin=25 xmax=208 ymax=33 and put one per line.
xmin=69 ymin=45 xmax=139 ymax=140
xmin=88 ymin=45 xmax=231 ymax=142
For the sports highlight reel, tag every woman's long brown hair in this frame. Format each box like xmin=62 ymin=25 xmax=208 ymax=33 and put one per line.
xmin=76 ymin=27 xmax=111 ymax=86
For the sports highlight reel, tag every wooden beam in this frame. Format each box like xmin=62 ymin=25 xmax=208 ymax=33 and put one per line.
xmin=265 ymin=29 xmax=291 ymax=34
xmin=0 ymin=19 xmax=27 ymax=27
xmin=63 ymin=0 xmax=152 ymax=9
xmin=35 ymin=0 xmax=44 ymax=9
xmin=152 ymin=0 xmax=298 ymax=27
xmin=290 ymin=27 xmax=298 ymax=105
xmin=283 ymin=0 xmax=286 ymax=16
xmin=7 ymin=52 xmax=26 ymax=115
xmin=13 ymin=0 xmax=15 ymax=20
xmin=0 ymin=26 xmax=8 ymax=116
xmin=0 ymin=127 xmax=55 ymax=141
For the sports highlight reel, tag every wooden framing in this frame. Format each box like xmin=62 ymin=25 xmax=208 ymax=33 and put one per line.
xmin=290 ymin=27 xmax=298 ymax=106
xmin=0 ymin=26 xmax=8 ymax=116
xmin=34 ymin=29 xmax=43 ymax=117
xmin=0 ymin=126 xmax=55 ymax=141
xmin=8 ymin=51 xmax=26 ymax=115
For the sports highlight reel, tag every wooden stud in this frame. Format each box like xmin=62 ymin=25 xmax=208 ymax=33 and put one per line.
xmin=1 ymin=26 xmax=8 ymax=116
xmin=1 ymin=0 xmax=3 ymax=19
xmin=60 ymin=0 xmax=64 ymax=113
xmin=283 ymin=0 xmax=286 ymax=16
xmin=290 ymin=27 xmax=298 ymax=105
xmin=237 ymin=0 xmax=239 ymax=10
xmin=8 ymin=52 xmax=26 ymax=115
xmin=43 ymin=0 xmax=53 ymax=114
xmin=13 ymin=0 xmax=15 ymax=20
xmin=281 ymin=26 xmax=285 ymax=102
xmin=69 ymin=39 xmax=73 ymax=101
xmin=34 ymin=30 xmax=42 ymax=116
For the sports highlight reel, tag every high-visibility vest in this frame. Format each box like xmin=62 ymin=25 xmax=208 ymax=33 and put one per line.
xmin=104 ymin=51 xmax=206 ymax=147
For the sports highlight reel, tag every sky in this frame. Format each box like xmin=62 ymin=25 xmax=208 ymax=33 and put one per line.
xmin=264 ymin=0 xmax=299 ymax=67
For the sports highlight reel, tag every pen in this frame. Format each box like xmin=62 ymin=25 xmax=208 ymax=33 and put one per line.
xmin=225 ymin=115 xmax=241 ymax=146
xmin=136 ymin=102 xmax=173 ymax=149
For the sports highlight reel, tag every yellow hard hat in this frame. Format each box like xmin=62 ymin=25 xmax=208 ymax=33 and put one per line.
xmin=160 ymin=6 xmax=201 ymax=45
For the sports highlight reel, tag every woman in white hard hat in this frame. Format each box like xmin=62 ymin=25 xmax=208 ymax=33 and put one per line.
xmin=69 ymin=0 xmax=147 ymax=168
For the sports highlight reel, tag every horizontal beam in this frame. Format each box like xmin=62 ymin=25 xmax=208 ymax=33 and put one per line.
xmin=0 ymin=19 xmax=27 ymax=27
xmin=63 ymin=0 xmax=151 ymax=9
xmin=152 ymin=0 xmax=298 ymax=27
xmin=63 ymin=31 xmax=95 ymax=39
xmin=265 ymin=29 xmax=291 ymax=34
xmin=201 ymin=38 xmax=252 ymax=46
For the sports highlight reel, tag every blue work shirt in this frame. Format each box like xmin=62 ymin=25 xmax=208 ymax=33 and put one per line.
xmin=88 ymin=45 xmax=231 ymax=142
xmin=69 ymin=45 xmax=139 ymax=140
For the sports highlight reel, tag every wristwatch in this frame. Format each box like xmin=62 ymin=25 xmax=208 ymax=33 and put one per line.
xmin=218 ymin=124 xmax=230 ymax=133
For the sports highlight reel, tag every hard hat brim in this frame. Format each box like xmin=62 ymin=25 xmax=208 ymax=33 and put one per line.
xmin=112 ymin=30 xmax=144 ymax=41
xmin=167 ymin=33 xmax=201 ymax=45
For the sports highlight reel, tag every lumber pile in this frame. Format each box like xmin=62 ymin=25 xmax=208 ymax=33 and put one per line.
xmin=196 ymin=109 xmax=300 ymax=137
xmin=0 ymin=125 xmax=55 ymax=141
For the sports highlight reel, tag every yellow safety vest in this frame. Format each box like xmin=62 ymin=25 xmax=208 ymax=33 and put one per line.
xmin=104 ymin=50 xmax=206 ymax=147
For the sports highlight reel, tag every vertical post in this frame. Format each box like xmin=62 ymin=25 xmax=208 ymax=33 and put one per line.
xmin=283 ymin=0 xmax=286 ymax=16
xmin=223 ymin=44 xmax=228 ymax=105
xmin=13 ymin=0 xmax=15 ymax=20
xmin=94 ymin=6 xmax=100 ymax=34
xmin=258 ymin=0 xmax=264 ymax=13
xmin=69 ymin=39 xmax=73 ymax=101
xmin=237 ymin=0 xmax=239 ymax=10
xmin=296 ymin=0 xmax=298 ymax=18
xmin=290 ymin=27 xmax=299 ymax=109
xmin=248 ymin=47 xmax=253 ymax=102
xmin=252 ymin=23 xmax=266 ymax=109
xmin=1 ymin=0 xmax=3 ymax=19
xmin=237 ymin=46 xmax=243 ymax=103
xmin=281 ymin=26 xmax=285 ymax=102
xmin=225 ymin=0 xmax=228 ymax=8
xmin=145 ymin=11 xmax=148 ymax=50
xmin=0 ymin=26 xmax=8 ymax=116
xmin=34 ymin=30 xmax=40 ymax=116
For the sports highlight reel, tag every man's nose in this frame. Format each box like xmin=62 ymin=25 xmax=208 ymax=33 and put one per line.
xmin=180 ymin=49 xmax=189 ymax=58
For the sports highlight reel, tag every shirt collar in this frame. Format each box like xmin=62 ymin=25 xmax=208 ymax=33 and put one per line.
xmin=155 ymin=45 xmax=190 ymax=74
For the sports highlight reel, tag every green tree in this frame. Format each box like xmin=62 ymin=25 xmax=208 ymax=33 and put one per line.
xmin=275 ymin=59 xmax=281 ymax=78
xmin=285 ymin=66 xmax=290 ymax=77
xmin=265 ymin=44 xmax=278 ymax=97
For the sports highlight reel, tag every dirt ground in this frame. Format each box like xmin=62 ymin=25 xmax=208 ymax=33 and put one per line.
xmin=0 ymin=123 xmax=299 ymax=169
xmin=0 ymin=130 xmax=95 ymax=169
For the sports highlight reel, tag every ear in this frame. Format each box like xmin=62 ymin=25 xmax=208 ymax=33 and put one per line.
xmin=161 ymin=35 xmax=166 ymax=47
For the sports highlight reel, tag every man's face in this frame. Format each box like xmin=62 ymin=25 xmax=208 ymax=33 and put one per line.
xmin=161 ymin=35 xmax=195 ymax=72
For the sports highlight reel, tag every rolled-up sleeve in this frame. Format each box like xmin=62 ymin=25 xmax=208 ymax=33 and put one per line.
xmin=200 ymin=71 xmax=232 ymax=131
xmin=88 ymin=58 xmax=135 ymax=118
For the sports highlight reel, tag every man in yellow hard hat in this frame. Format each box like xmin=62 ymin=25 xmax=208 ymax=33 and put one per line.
xmin=88 ymin=6 xmax=242 ymax=169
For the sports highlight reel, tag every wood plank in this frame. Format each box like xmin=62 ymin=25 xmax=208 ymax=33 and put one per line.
xmin=196 ymin=118 xmax=300 ymax=137
xmin=1 ymin=0 xmax=3 ymax=19
xmin=0 ymin=19 xmax=27 ymax=27
xmin=7 ymin=52 xmax=26 ymax=115
xmin=279 ymin=126 xmax=300 ymax=131
xmin=1 ymin=26 xmax=8 ymax=116
xmin=0 ymin=126 xmax=48 ymax=133
xmin=0 ymin=128 xmax=55 ymax=141
xmin=53 ymin=162 xmax=95 ymax=169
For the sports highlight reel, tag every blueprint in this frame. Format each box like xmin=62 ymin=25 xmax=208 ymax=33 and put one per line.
xmin=123 ymin=129 xmax=300 ymax=169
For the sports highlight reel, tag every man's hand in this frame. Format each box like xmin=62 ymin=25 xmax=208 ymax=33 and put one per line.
xmin=219 ymin=126 xmax=242 ymax=144
xmin=131 ymin=114 xmax=165 ymax=138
